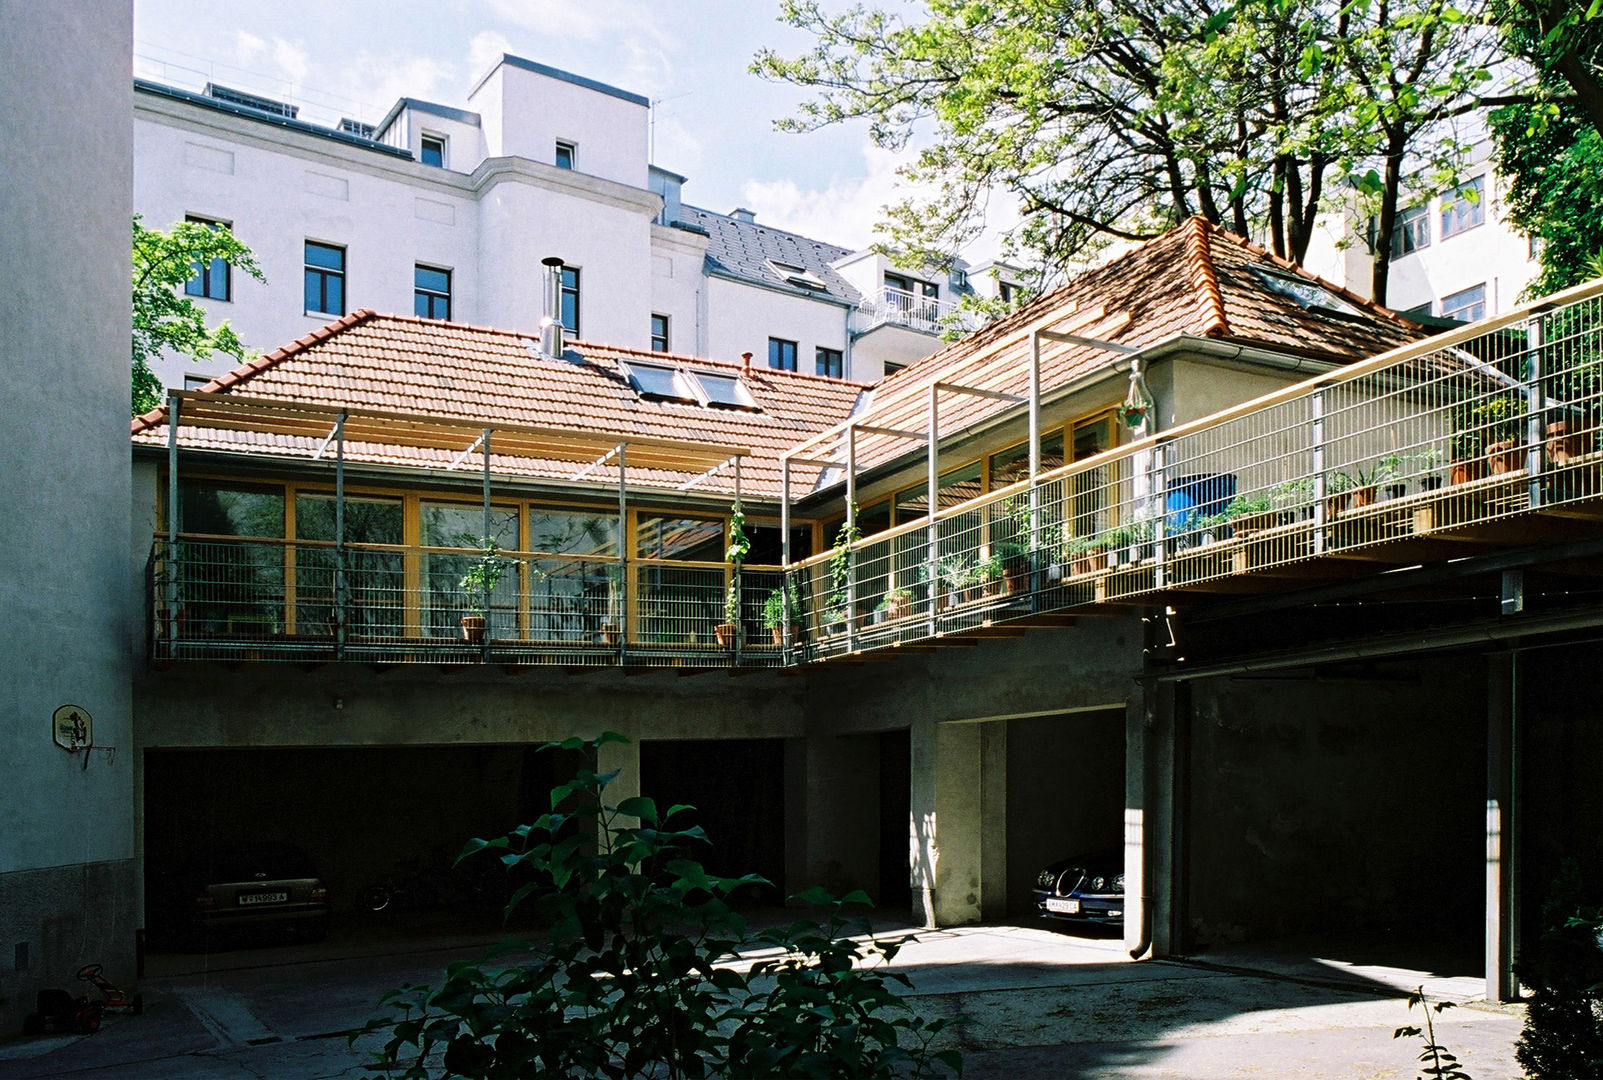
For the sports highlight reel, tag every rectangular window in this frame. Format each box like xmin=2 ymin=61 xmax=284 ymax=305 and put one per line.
xmin=555 ymin=141 xmax=575 ymax=170
xmin=815 ymin=346 xmax=843 ymax=378
xmin=1441 ymin=282 xmax=1486 ymax=323
xmin=304 ymin=241 xmax=346 ymax=316
xmin=560 ymin=266 xmax=580 ymax=336
xmin=420 ymin=134 xmax=445 ymax=168
xmin=650 ymin=313 xmax=669 ymax=352
xmin=414 ymin=264 xmax=452 ymax=320
xmin=1440 ymin=176 xmax=1486 ymax=239
xmin=295 ymin=493 xmax=403 ymax=637
xmin=183 ymin=216 xmax=232 ymax=301
xmin=998 ymin=281 xmax=1016 ymax=303
xmin=768 ymin=337 xmax=798 ymax=371
xmin=420 ymin=501 xmax=520 ymax=639
xmin=884 ymin=272 xmax=912 ymax=293
xmin=1390 ymin=205 xmax=1431 ymax=259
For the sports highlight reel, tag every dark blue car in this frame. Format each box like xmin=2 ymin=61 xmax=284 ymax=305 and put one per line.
xmin=1033 ymin=849 xmax=1125 ymax=926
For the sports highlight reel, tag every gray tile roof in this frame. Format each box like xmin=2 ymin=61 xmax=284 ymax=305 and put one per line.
xmin=677 ymin=205 xmax=864 ymax=306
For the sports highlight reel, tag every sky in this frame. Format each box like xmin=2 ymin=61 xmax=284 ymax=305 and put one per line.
xmin=131 ymin=0 xmax=1007 ymax=260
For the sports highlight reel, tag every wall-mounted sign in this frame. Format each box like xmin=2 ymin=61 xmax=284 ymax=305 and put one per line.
xmin=52 ymin=705 xmax=92 ymax=751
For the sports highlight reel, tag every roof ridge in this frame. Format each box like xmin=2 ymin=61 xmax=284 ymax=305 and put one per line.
xmin=130 ymin=309 xmax=378 ymax=434
xmin=1206 ymin=223 xmax=1426 ymax=332
xmin=1183 ymin=216 xmax=1231 ymax=338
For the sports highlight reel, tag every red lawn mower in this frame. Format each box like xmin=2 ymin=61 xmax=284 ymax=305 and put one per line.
xmin=21 ymin=963 xmax=142 ymax=1036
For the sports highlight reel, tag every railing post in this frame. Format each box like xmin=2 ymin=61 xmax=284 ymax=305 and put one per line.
xmin=1311 ymin=390 xmax=1326 ymax=555
xmin=1151 ymin=440 xmax=1167 ymax=590
xmin=334 ymin=411 xmax=347 ymax=661
xmin=617 ymin=442 xmax=628 ymax=667
xmin=166 ymin=393 xmax=181 ymax=651
xmin=845 ymin=424 xmax=858 ymax=654
xmin=927 ymin=385 xmax=939 ymax=637
xmin=480 ymin=427 xmax=492 ymax=662
xmin=1526 ymin=315 xmax=1546 ymax=509
xmin=781 ymin=457 xmax=793 ymax=663
xmin=733 ymin=458 xmax=743 ymax=667
xmin=1028 ymin=330 xmax=1043 ymax=610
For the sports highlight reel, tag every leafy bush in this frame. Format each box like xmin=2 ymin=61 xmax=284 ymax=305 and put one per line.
xmin=1515 ymin=862 xmax=1603 ymax=1079
xmin=358 ymin=733 xmax=960 ymax=1079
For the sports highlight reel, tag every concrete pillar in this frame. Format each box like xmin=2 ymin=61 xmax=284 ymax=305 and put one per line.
xmin=597 ymin=736 xmax=640 ymax=820
xmin=1486 ymin=653 xmax=1517 ymax=1001
xmin=979 ymin=722 xmax=1008 ymax=921
xmin=910 ymin=720 xmax=987 ymax=927
xmin=1135 ymin=678 xmax=1185 ymax=958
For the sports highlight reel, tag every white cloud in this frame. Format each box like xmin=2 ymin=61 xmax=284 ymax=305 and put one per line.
xmin=340 ymin=52 xmax=457 ymax=116
xmin=271 ymin=38 xmax=312 ymax=86
xmin=467 ymin=30 xmax=515 ymax=80
xmin=483 ymin=0 xmax=673 ymax=47
xmin=229 ymin=31 xmax=310 ymax=88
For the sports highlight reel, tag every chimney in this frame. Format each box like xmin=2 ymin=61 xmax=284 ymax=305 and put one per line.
xmin=540 ymin=257 xmax=564 ymax=356
xmin=740 ymin=351 xmax=752 ymax=374
xmin=730 ymin=207 xmax=755 ymax=225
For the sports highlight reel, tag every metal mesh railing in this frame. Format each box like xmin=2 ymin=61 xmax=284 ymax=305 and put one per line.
xmin=783 ymin=282 xmax=1603 ymax=659
xmin=150 ymin=538 xmax=786 ymax=668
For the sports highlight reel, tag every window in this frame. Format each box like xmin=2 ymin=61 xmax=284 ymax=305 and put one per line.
xmin=183 ymin=216 xmax=232 ymax=301
xmin=816 ymin=347 xmax=843 ymax=378
xmin=1441 ymin=283 xmax=1486 ymax=323
xmin=1529 ymin=233 xmax=1544 ymax=261
xmin=414 ymin=264 xmax=451 ymax=320
xmin=884 ymin=272 xmax=912 ymax=294
xmin=183 ymin=373 xmax=214 ymax=391
xmin=555 ymin=141 xmax=575 ymax=170
xmin=304 ymin=241 xmax=346 ymax=316
xmin=420 ymin=134 xmax=445 ymax=168
xmin=1248 ymin=266 xmax=1361 ymax=316
xmin=1440 ymin=176 xmax=1485 ymax=239
xmin=768 ymin=260 xmax=827 ymax=289
xmin=693 ymin=370 xmax=755 ymax=409
xmin=420 ymin=502 xmax=520 ymax=639
xmin=650 ymin=313 xmax=669 ymax=352
xmin=560 ymin=266 xmax=580 ymax=336
xmin=998 ymin=280 xmax=1017 ymax=304
xmin=768 ymin=338 xmax=798 ymax=371
xmin=627 ymin=361 xmax=696 ymax=403
xmin=1390 ymin=205 xmax=1431 ymax=259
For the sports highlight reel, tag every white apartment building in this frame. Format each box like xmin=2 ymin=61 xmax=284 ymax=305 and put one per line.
xmin=1302 ymin=138 xmax=1541 ymax=322
xmin=135 ymin=53 xmax=1026 ymax=388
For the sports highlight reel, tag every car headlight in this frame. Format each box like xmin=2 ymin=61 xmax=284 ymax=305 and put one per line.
xmin=1090 ymin=876 xmax=1106 ymax=891
xmin=1036 ymin=869 xmax=1057 ymax=889
xmin=1113 ymin=873 xmax=1125 ymax=893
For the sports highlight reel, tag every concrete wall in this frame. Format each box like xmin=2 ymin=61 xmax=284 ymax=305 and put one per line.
xmin=0 ymin=0 xmax=136 ymax=1031
xmin=470 ymin=59 xmax=648 ymax=187
xmin=705 ymin=277 xmax=850 ymax=379
xmin=1183 ymin=658 xmax=1487 ymax=946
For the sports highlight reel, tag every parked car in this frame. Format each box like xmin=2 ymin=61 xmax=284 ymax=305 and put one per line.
xmin=1033 ymin=849 xmax=1125 ymax=927
xmin=158 ymin=842 xmax=330 ymax=948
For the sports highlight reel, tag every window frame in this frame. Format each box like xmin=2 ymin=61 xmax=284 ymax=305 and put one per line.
xmin=560 ymin=266 xmax=580 ymax=336
xmin=1439 ymin=176 xmax=1486 ymax=240
xmin=419 ymin=133 xmax=446 ymax=168
xmin=815 ymin=346 xmax=843 ymax=379
xmin=1390 ymin=204 xmax=1432 ymax=259
xmin=768 ymin=337 xmax=799 ymax=372
xmin=650 ymin=313 xmax=670 ymax=352
xmin=555 ymin=140 xmax=576 ymax=170
xmin=414 ymin=263 xmax=452 ymax=321
xmin=183 ymin=216 xmax=232 ymax=302
xmin=1440 ymin=282 xmax=1487 ymax=323
xmin=303 ymin=240 xmax=347 ymax=317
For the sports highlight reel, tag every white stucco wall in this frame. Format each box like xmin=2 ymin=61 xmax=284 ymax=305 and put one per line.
xmin=1 ymin=0 xmax=139 ymax=1013
xmin=650 ymin=223 xmax=711 ymax=356
xmin=706 ymin=277 xmax=851 ymax=374
xmin=469 ymin=58 xmax=648 ymax=188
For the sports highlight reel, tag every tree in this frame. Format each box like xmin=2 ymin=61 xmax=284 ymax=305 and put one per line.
xmin=131 ymin=215 xmax=263 ymax=416
xmin=755 ymin=0 xmax=1499 ymax=301
xmin=1497 ymin=1 xmax=1603 ymax=135
xmin=1489 ymin=7 xmax=1603 ymax=295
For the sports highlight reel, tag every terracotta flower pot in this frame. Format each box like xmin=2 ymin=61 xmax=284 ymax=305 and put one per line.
xmin=1547 ymin=420 xmax=1587 ymax=465
xmin=601 ymin=623 xmax=621 ymax=646
xmin=460 ymin=615 xmax=487 ymax=644
xmin=1485 ymin=441 xmax=1524 ymax=475
xmin=714 ymin=623 xmax=737 ymax=648
xmin=1449 ymin=456 xmax=1485 ymax=485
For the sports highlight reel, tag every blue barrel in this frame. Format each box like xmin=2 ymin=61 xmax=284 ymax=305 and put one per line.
xmin=1165 ymin=474 xmax=1236 ymax=537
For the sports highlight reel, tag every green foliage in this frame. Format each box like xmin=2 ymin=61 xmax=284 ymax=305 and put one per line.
xmin=827 ymin=512 xmax=862 ymax=617
xmin=1452 ymin=393 xmax=1527 ymax=459
xmin=1514 ymin=862 xmax=1603 ymax=1079
xmin=1491 ymin=99 xmax=1603 ymax=297
xmin=131 ymin=215 xmax=265 ymax=415
xmin=755 ymin=0 xmax=1494 ymax=281
xmin=725 ymin=503 xmax=750 ymax=626
xmin=358 ymin=734 xmax=960 ymax=1080
xmin=762 ymin=582 xmax=800 ymax=630
xmin=456 ymin=536 xmax=509 ymax=611
xmin=1393 ymin=986 xmax=1473 ymax=1080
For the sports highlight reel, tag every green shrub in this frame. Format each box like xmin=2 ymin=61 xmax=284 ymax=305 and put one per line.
xmin=1515 ymin=862 xmax=1603 ymax=1079
xmin=358 ymin=733 xmax=960 ymax=1080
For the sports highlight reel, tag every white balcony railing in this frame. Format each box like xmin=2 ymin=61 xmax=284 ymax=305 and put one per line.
xmin=855 ymin=286 xmax=977 ymax=336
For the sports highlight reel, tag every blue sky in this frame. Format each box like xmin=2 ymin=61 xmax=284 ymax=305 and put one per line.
xmin=132 ymin=0 xmax=1002 ymax=257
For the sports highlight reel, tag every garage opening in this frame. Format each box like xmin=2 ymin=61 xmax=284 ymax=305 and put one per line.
xmin=638 ymin=738 xmax=786 ymax=903
xmin=143 ymin=744 xmax=576 ymax=948
xmin=878 ymin=729 xmax=911 ymax=911
xmin=1005 ymin=710 xmax=1126 ymax=923
xmin=1180 ymin=658 xmax=1486 ymax=981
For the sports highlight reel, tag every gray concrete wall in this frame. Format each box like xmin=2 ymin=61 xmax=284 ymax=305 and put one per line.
xmin=0 ymin=1 xmax=135 ymax=1033
xmin=1184 ymin=658 xmax=1487 ymax=946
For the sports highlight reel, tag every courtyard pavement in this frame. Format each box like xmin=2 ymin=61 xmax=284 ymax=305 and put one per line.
xmin=0 ymin=915 xmax=1525 ymax=1079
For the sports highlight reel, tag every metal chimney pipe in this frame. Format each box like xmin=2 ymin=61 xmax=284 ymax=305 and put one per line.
xmin=540 ymin=257 xmax=565 ymax=356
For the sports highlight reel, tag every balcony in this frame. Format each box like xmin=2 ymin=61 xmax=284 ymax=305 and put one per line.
xmin=854 ymin=286 xmax=977 ymax=337
xmin=783 ymin=281 xmax=1603 ymax=661
xmin=148 ymin=540 xmax=792 ymax=670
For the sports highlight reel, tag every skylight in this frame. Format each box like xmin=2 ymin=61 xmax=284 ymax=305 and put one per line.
xmin=627 ymin=362 xmax=696 ymax=403
xmin=1249 ymin=267 xmax=1363 ymax=317
xmin=768 ymin=260 xmax=828 ymax=290
xmin=693 ymin=370 xmax=756 ymax=410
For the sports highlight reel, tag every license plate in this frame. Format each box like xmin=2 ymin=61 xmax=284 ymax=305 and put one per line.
xmin=1046 ymin=897 xmax=1080 ymax=915
xmin=238 ymin=890 xmax=289 ymax=905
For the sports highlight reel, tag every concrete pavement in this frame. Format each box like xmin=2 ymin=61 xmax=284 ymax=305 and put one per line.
xmin=0 ymin=919 xmax=1525 ymax=1079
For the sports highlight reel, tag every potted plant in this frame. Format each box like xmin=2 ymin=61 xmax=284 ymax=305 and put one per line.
xmin=824 ymin=515 xmax=860 ymax=632
xmin=1065 ymin=534 xmax=1108 ymax=577
xmin=457 ymin=536 xmax=507 ymax=644
xmin=979 ymin=551 xmax=1007 ymax=596
xmin=762 ymin=583 xmax=800 ymax=644
xmin=878 ymin=586 xmax=915 ymax=621
xmin=1469 ymin=394 xmax=1526 ymax=476
xmin=1225 ymin=493 xmax=1276 ymax=537
xmin=715 ymin=502 xmax=749 ymax=649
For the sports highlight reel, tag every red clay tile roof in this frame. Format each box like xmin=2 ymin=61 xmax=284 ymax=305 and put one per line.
xmin=133 ymin=219 xmax=1424 ymax=503
xmin=794 ymin=217 xmax=1424 ymax=476
xmin=131 ymin=312 xmax=868 ymax=500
